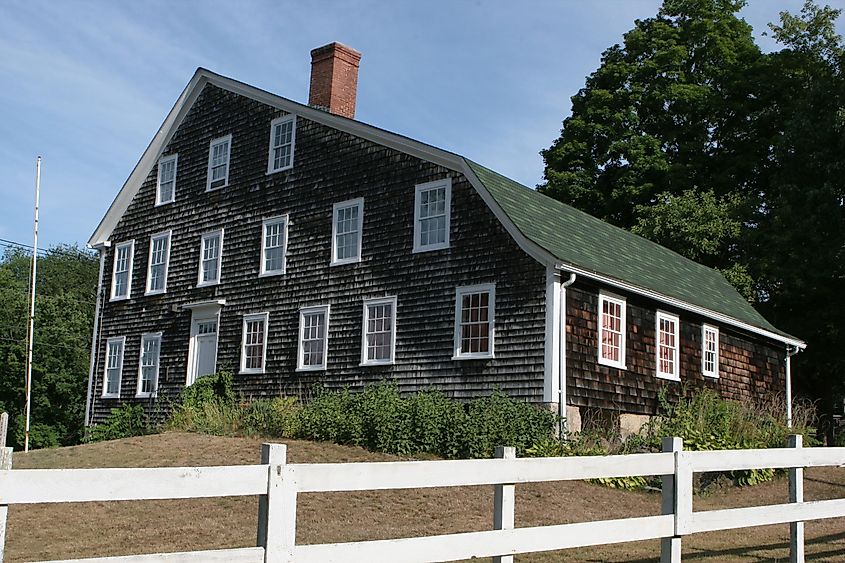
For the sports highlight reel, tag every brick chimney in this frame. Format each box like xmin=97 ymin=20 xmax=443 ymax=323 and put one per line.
xmin=308 ymin=42 xmax=362 ymax=119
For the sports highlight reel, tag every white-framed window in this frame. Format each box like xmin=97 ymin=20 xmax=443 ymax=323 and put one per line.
xmin=361 ymin=296 xmax=397 ymax=366
xmin=145 ymin=231 xmax=171 ymax=295
xmin=413 ymin=178 xmax=452 ymax=252
xmin=598 ymin=292 xmax=626 ymax=369
xmin=240 ymin=312 xmax=269 ymax=374
xmin=297 ymin=305 xmax=330 ymax=371
xmin=137 ymin=333 xmax=162 ymax=397
xmin=702 ymin=324 xmax=719 ymax=378
xmin=206 ymin=134 xmax=232 ymax=191
xmin=453 ymin=284 xmax=495 ymax=359
xmin=260 ymin=216 xmax=288 ymax=276
xmin=331 ymin=198 xmax=364 ymax=266
xmin=102 ymin=336 xmax=125 ymax=398
xmin=656 ymin=311 xmax=680 ymax=380
xmin=156 ymin=154 xmax=178 ymax=205
xmin=110 ymin=241 xmax=134 ymax=301
xmin=197 ymin=229 xmax=224 ymax=287
xmin=267 ymin=115 xmax=296 ymax=173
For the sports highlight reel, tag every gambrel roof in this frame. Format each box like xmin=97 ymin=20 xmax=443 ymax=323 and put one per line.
xmin=90 ymin=68 xmax=804 ymax=349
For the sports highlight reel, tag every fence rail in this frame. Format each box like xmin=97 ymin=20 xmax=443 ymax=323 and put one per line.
xmin=0 ymin=437 xmax=842 ymax=563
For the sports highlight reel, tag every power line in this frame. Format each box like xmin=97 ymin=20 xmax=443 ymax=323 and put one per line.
xmin=0 ymin=238 xmax=48 ymax=255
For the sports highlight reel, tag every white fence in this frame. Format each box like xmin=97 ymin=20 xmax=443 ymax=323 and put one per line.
xmin=0 ymin=436 xmax=843 ymax=563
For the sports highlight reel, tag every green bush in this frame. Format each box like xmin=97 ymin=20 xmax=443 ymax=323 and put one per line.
xmin=243 ymin=397 xmax=301 ymax=438
xmin=88 ymin=404 xmax=149 ymax=442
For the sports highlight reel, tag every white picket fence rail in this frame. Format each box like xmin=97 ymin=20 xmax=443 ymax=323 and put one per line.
xmin=0 ymin=436 xmax=842 ymax=563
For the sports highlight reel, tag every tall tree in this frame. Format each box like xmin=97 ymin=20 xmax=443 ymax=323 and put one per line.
xmin=540 ymin=0 xmax=844 ymax=428
xmin=0 ymin=246 xmax=98 ymax=448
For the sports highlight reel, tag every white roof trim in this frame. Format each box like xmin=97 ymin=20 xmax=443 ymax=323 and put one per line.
xmin=90 ymin=68 xmax=801 ymax=348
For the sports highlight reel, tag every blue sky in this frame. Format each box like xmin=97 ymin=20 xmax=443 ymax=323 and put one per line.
xmin=1 ymin=0 xmax=842 ymax=250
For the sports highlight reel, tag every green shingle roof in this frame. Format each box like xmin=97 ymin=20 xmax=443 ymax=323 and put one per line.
xmin=465 ymin=159 xmax=793 ymax=339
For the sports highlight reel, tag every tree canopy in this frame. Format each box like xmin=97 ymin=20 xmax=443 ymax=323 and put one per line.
xmin=540 ymin=0 xmax=844 ymax=421
xmin=0 ymin=246 xmax=98 ymax=448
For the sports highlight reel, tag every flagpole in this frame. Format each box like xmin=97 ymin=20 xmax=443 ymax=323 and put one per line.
xmin=24 ymin=156 xmax=41 ymax=452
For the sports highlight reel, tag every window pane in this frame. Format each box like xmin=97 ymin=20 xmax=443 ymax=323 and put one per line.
xmin=366 ymin=303 xmax=393 ymax=361
xmin=417 ymin=186 xmax=447 ymax=248
xmin=244 ymin=318 xmax=266 ymax=371
xmin=301 ymin=311 xmax=327 ymax=367
xmin=334 ymin=203 xmax=361 ymax=261
xmin=263 ymin=220 xmax=286 ymax=273
xmin=459 ymin=290 xmax=492 ymax=355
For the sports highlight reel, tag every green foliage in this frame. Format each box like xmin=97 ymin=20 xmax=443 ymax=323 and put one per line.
xmin=88 ymin=404 xmax=149 ymax=442
xmin=180 ymin=371 xmax=235 ymax=408
xmin=0 ymin=246 xmax=98 ymax=449
xmin=170 ymin=381 xmax=558 ymax=459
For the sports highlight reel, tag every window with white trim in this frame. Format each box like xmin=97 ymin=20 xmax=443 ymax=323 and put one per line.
xmin=137 ymin=333 xmax=161 ymax=397
xmin=103 ymin=336 xmax=125 ymax=398
xmin=260 ymin=216 xmax=288 ymax=276
xmin=110 ymin=241 xmax=134 ymax=300
xmin=240 ymin=313 xmax=269 ymax=374
xmin=156 ymin=154 xmax=177 ymax=205
xmin=331 ymin=198 xmax=363 ymax=265
xmin=454 ymin=284 xmax=495 ymax=359
xmin=413 ymin=178 xmax=451 ymax=252
xmin=656 ymin=311 xmax=680 ymax=380
xmin=598 ymin=292 xmax=626 ymax=369
xmin=267 ymin=115 xmax=296 ymax=173
xmin=297 ymin=305 xmax=329 ymax=370
xmin=702 ymin=324 xmax=719 ymax=378
xmin=206 ymin=135 xmax=232 ymax=190
xmin=361 ymin=297 xmax=397 ymax=365
xmin=145 ymin=231 xmax=171 ymax=295
xmin=198 ymin=230 xmax=223 ymax=287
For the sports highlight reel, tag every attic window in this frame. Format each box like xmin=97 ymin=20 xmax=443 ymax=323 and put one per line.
xmin=598 ymin=292 xmax=626 ymax=369
xmin=206 ymin=135 xmax=232 ymax=191
xmin=267 ymin=115 xmax=296 ymax=173
xmin=656 ymin=311 xmax=680 ymax=381
xmin=702 ymin=324 xmax=719 ymax=378
xmin=156 ymin=155 xmax=177 ymax=205
xmin=331 ymin=198 xmax=364 ymax=266
xmin=413 ymin=178 xmax=451 ymax=252
xmin=110 ymin=241 xmax=134 ymax=301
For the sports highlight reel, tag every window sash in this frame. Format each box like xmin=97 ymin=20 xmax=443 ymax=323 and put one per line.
xmin=147 ymin=233 xmax=170 ymax=293
xmin=199 ymin=232 xmax=222 ymax=285
xmin=656 ymin=313 xmax=679 ymax=379
xmin=241 ymin=314 xmax=268 ymax=374
xmin=702 ymin=325 xmax=719 ymax=377
xmin=138 ymin=335 xmax=161 ymax=396
xmin=454 ymin=285 xmax=495 ymax=359
xmin=332 ymin=199 xmax=363 ymax=264
xmin=270 ymin=118 xmax=294 ymax=171
xmin=111 ymin=242 xmax=133 ymax=299
xmin=103 ymin=338 xmax=124 ymax=397
xmin=413 ymin=179 xmax=451 ymax=252
xmin=298 ymin=307 xmax=329 ymax=370
xmin=157 ymin=156 xmax=177 ymax=204
xmin=362 ymin=298 xmax=396 ymax=364
xmin=598 ymin=294 xmax=626 ymax=368
xmin=207 ymin=137 xmax=231 ymax=190
xmin=261 ymin=217 xmax=287 ymax=275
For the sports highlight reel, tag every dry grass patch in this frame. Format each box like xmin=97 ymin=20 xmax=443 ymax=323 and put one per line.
xmin=6 ymin=432 xmax=845 ymax=562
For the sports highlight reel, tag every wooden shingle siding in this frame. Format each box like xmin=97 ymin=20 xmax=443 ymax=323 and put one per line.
xmin=91 ymin=85 xmax=547 ymax=422
xmin=566 ymin=281 xmax=785 ymax=415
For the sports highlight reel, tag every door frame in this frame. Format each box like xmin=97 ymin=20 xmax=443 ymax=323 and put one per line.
xmin=183 ymin=300 xmax=225 ymax=386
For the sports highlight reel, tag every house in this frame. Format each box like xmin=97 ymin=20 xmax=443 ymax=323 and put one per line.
xmin=84 ymin=43 xmax=806 ymax=432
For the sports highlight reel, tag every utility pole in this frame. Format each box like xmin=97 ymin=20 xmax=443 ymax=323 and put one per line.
xmin=24 ymin=156 xmax=41 ymax=452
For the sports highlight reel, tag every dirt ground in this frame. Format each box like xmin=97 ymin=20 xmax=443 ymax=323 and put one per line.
xmin=5 ymin=432 xmax=845 ymax=562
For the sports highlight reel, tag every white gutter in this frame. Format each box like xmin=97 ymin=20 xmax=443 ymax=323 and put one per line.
xmin=554 ymin=263 xmax=806 ymax=350
xmin=84 ymin=242 xmax=109 ymax=427
xmin=558 ymin=273 xmax=576 ymax=431
xmin=785 ymin=345 xmax=801 ymax=429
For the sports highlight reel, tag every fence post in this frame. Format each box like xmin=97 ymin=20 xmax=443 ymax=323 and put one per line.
xmin=492 ymin=446 xmax=516 ymax=563
xmin=0 ymin=413 xmax=7 ymax=448
xmin=661 ymin=437 xmax=683 ymax=563
xmin=257 ymin=443 xmax=296 ymax=563
xmin=789 ymin=434 xmax=805 ymax=563
xmin=0 ymin=446 xmax=13 ymax=563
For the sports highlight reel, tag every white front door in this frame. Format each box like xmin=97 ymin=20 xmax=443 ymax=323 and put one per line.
xmin=188 ymin=313 xmax=219 ymax=385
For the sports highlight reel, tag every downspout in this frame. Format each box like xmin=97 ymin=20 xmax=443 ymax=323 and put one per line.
xmin=558 ymin=273 xmax=576 ymax=430
xmin=84 ymin=242 xmax=109 ymax=428
xmin=785 ymin=345 xmax=800 ymax=429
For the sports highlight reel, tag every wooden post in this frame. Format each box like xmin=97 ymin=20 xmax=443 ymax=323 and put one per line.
xmin=789 ymin=434 xmax=805 ymax=563
xmin=492 ymin=446 xmax=516 ymax=563
xmin=258 ymin=443 xmax=296 ymax=563
xmin=661 ymin=437 xmax=683 ymax=563
xmin=0 ymin=413 xmax=7 ymax=448
xmin=0 ymin=446 xmax=13 ymax=563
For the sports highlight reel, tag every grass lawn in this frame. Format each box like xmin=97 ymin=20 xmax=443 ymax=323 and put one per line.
xmin=6 ymin=431 xmax=845 ymax=562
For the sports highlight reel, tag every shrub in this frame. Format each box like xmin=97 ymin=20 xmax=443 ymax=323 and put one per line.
xmin=88 ymin=404 xmax=149 ymax=442
xmin=243 ymin=397 xmax=301 ymax=438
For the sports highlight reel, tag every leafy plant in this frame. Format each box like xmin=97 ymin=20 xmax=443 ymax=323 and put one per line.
xmin=88 ymin=404 xmax=149 ymax=442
